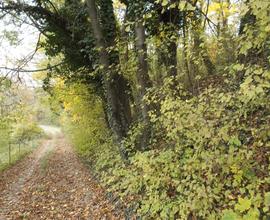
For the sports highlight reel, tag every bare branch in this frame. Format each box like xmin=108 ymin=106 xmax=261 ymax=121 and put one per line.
xmin=203 ymin=0 xmax=210 ymax=29
xmin=0 ymin=62 xmax=65 ymax=73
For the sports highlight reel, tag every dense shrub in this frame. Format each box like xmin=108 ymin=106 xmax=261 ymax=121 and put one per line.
xmin=97 ymin=76 xmax=269 ymax=219
xmin=61 ymin=69 xmax=269 ymax=219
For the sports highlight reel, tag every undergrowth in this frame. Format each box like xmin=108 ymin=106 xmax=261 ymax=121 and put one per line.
xmin=61 ymin=66 xmax=270 ymax=219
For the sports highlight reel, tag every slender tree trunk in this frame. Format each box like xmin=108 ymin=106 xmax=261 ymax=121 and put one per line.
xmin=120 ymin=10 xmax=129 ymax=72
xmin=135 ymin=22 xmax=152 ymax=104
xmin=156 ymin=3 xmax=179 ymax=83
xmin=167 ymin=40 xmax=178 ymax=78
xmin=120 ymin=0 xmax=154 ymax=150
xmin=158 ymin=34 xmax=178 ymax=79
xmin=135 ymin=21 xmax=152 ymax=151
xmin=156 ymin=48 xmax=165 ymax=86
xmin=183 ymin=18 xmax=194 ymax=93
xmin=193 ymin=32 xmax=215 ymax=75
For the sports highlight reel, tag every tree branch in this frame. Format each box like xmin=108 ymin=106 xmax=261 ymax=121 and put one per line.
xmin=0 ymin=62 xmax=65 ymax=73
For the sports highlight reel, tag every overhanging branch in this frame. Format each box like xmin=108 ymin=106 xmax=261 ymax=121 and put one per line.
xmin=0 ymin=62 xmax=65 ymax=73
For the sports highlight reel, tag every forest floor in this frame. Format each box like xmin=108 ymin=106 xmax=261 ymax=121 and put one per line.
xmin=0 ymin=128 xmax=122 ymax=220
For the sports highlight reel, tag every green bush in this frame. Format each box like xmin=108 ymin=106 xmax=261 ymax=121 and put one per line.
xmin=58 ymin=61 xmax=270 ymax=219
xmin=97 ymin=79 xmax=270 ymax=219
xmin=12 ymin=123 xmax=44 ymax=143
xmin=61 ymin=73 xmax=269 ymax=219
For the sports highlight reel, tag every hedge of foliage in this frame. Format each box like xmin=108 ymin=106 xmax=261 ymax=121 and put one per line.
xmin=60 ymin=64 xmax=269 ymax=218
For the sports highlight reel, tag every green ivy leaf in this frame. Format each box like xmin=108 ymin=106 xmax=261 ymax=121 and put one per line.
xmin=235 ymin=198 xmax=252 ymax=213
xmin=243 ymin=208 xmax=260 ymax=220
xmin=264 ymin=192 xmax=270 ymax=206
xmin=178 ymin=2 xmax=186 ymax=10
xmin=222 ymin=210 xmax=239 ymax=220
xmin=125 ymin=25 xmax=131 ymax=32
xmin=229 ymin=137 xmax=241 ymax=147
xmin=186 ymin=2 xmax=196 ymax=11
xmin=162 ymin=0 xmax=168 ymax=6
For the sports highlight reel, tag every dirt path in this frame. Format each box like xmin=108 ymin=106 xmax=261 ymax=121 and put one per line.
xmin=0 ymin=132 xmax=123 ymax=220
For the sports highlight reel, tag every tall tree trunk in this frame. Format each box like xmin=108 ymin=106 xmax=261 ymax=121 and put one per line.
xmin=98 ymin=0 xmax=132 ymax=132
xmin=193 ymin=30 xmax=215 ymax=75
xmin=120 ymin=9 xmax=129 ymax=73
xmin=86 ymin=0 xmax=131 ymax=160
xmin=156 ymin=2 xmax=179 ymax=83
xmin=135 ymin=21 xmax=152 ymax=151
xmin=119 ymin=0 xmax=154 ymax=150
xmin=158 ymin=37 xmax=178 ymax=81
xmin=167 ymin=40 xmax=178 ymax=78
xmin=183 ymin=15 xmax=195 ymax=94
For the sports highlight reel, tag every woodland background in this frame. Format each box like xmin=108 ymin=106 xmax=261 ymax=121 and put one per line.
xmin=0 ymin=0 xmax=270 ymax=219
